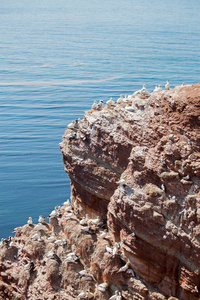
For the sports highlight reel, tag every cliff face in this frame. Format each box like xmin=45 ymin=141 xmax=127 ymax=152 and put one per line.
xmin=61 ymin=83 xmax=200 ymax=299
xmin=0 ymin=83 xmax=200 ymax=300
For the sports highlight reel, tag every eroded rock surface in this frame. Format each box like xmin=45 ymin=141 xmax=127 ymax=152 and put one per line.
xmin=0 ymin=83 xmax=200 ymax=299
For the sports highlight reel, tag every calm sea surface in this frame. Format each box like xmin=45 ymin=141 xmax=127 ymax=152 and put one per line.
xmin=0 ymin=0 xmax=200 ymax=238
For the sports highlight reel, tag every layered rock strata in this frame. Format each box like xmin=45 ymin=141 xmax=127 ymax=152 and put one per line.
xmin=0 ymin=83 xmax=200 ymax=299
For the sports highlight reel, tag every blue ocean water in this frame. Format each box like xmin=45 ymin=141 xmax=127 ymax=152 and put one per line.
xmin=0 ymin=0 xmax=200 ymax=238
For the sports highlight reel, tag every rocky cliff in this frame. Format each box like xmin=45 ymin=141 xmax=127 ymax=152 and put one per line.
xmin=0 ymin=83 xmax=200 ymax=300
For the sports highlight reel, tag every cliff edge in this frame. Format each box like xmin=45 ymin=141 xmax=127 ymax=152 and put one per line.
xmin=0 ymin=83 xmax=200 ymax=299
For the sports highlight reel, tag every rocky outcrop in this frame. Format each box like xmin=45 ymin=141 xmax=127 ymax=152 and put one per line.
xmin=0 ymin=83 xmax=200 ymax=299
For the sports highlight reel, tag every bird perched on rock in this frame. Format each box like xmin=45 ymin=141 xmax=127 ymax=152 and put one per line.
xmin=117 ymin=261 xmax=130 ymax=273
xmin=27 ymin=217 xmax=33 ymax=225
xmin=97 ymin=282 xmax=109 ymax=292
xmin=106 ymin=97 xmax=115 ymax=107
xmin=165 ymin=80 xmax=170 ymax=90
xmin=80 ymin=214 xmax=89 ymax=225
xmin=96 ymin=100 xmax=103 ymax=109
xmin=38 ymin=215 xmax=47 ymax=225
xmin=81 ymin=226 xmax=91 ymax=232
xmin=109 ymin=291 xmax=122 ymax=300
xmin=88 ymin=216 xmax=101 ymax=225
xmin=92 ymin=100 xmax=98 ymax=109
xmin=116 ymin=176 xmax=127 ymax=187
xmin=117 ymin=94 xmax=123 ymax=104
xmin=153 ymin=85 xmax=162 ymax=92
xmin=77 ymin=291 xmax=86 ymax=298
xmin=63 ymin=199 xmax=71 ymax=206
xmin=140 ymin=84 xmax=150 ymax=96
xmin=99 ymin=230 xmax=107 ymax=239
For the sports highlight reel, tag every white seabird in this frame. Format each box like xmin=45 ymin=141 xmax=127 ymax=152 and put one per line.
xmin=109 ymin=291 xmax=122 ymax=300
xmin=77 ymin=291 xmax=86 ymax=298
xmin=27 ymin=217 xmax=33 ymax=225
xmin=123 ymin=95 xmax=132 ymax=103
xmin=97 ymin=282 xmax=108 ymax=292
xmin=81 ymin=226 xmax=91 ymax=232
xmin=96 ymin=100 xmax=104 ymax=109
xmin=88 ymin=216 xmax=101 ymax=225
xmin=140 ymin=84 xmax=150 ymax=96
xmin=78 ymin=269 xmax=87 ymax=276
xmin=92 ymin=100 xmax=98 ymax=109
xmin=106 ymin=245 xmax=113 ymax=254
xmin=153 ymin=85 xmax=162 ymax=92
xmin=67 ymin=121 xmax=75 ymax=129
xmin=165 ymin=80 xmax=170 ymax=90
xmin=112 ymin=243 xmax=118 ymax=256
xmin=106 ymin=97 xmax=115 ymax=107
xmin=117 ymin=261 xmax=130 ymax=273
xmin=117 ymin=94 xmax=123 ymax=104
xmin=99 ymin=230 xmax=107 ymax=238
xmin=64 ymin=206 xmax=72 ymax=212
xmin=31 ymin=233 xmax=40 ymax=240
xmin=125 ymin=106 xmax=135 ymax=112
xmin=65 ymin=212 xmax=74 ymax=218
xmin=80 ymin=214 xmax=89 ymax=225
xmin=116 ymin=176 xmax=127 ymax=187
xmin=49 ymin=208 xmax=57 ymax=218
xmin=34 ymin=224 xmax=42 ymax=230
xmin=63 ymin=199 xmax=71 ymax=206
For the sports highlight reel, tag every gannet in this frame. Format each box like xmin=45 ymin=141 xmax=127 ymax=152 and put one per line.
xmin=9 ymin=237 xmax=15 ymax=247
xmin=27 ymin=217 xmax=33 ymax=225
xmin=78 ymin=291 xmax=86 ymax=298
xmin=140 ymin=84 xmax=150 ymax=96
xmin=64 ymin=206 xmax=72 ymax=212
xmin=106 ymin=97 xmax=115 ymax=107
xmin=63 ymin=199 xmax=71 ymax=206
xmin=106 ymin=245 xmax=113 ymax=254
xmin=116 ymin=176 xmax=127 ymax=186
xmin=117 ymin=94 xmax=123 ymax=104
xmin=31 ymin=233 xmax=40 ymax=240
xmin=65 ymin=212 xmax=74 ymax=218
xmin=34 ymin=224 xmax=42 ymax=230
xmin=153 ymin=85 xmax=162 ymax=92
xmin=96 ymin=100 xmax=103 ymax=109
xmin=86 ymin=290 xmax=94 ymax=298
xmin=125 ymin=106 xmax=135 ymax=112
xmin=161 ymin=184 xmax=165 ymax=191
xmin=97 ymin=282 xmax=108 ymax=292
xmin=78 ymin=269 xmax=87 ymax=276
xmin=54 ymin=239 xmax=63 ymax=245
xmin=88 ymin=216 xmax=101 ymax=225
xmin=67 ymin=121 xmax=75 ymax=129
xmin=92 ymin=100 xmax=97 ymax=109
xmin=112 ymin=243 xmax=118 ymax=256
xmin=80 ymin=214 xmax=89 ymax=225
xmin=195 ymin=286 xmax=199 ymax=293
xmin=99 ymin=230 xmax=107 ymax=238
xmin=123 ymin=95 xmax=132 ymax=103
xmin=109 ymin=291 xmax=122 ymax=300
xmin=165 ymin=80 xmax=170 ymax=90
xmin=81 ymin=226 xmax=91 ymax=232
xmin=117 ymin=261 xmax=130 ymax=273
xmin=47 ymin=235 xmax=57 ymax=241
xmin=49 ymin=208 xmax=57 ymax=218
xmin=38 ymin=215 xmax=47 ymax=225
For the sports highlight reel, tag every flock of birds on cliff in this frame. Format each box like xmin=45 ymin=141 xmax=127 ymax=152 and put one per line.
xmin=60 ymin=80 xmax=188 ymax=142
xmin=0 ymin=194 xmax=139 ymax=299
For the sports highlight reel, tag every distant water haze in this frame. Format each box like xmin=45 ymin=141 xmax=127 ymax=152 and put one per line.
xmin=0 ymin=0 xmax=200 ymax=238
